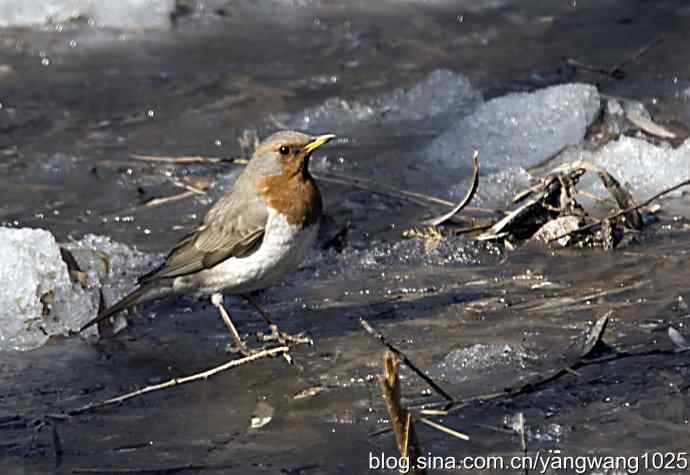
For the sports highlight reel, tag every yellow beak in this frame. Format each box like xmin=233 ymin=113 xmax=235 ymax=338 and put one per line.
xmin=304 ymin=134 xmax=336 ymax=154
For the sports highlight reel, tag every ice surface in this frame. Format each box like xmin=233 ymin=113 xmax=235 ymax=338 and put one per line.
xmin=283 ymin=69 xmax=483 ymax=133
xmin=560 ymin=136 xmax=690 ymax=199
xmin=64 ymin=234 xmax=160 ymax=315
xmin=0 ymin=227 xmax=95 ymax=351
xmin=428 ymin=83 xmax=601 ymax=175
xmin=0 ymin=228 xmax=158 ymax=351
xmin=451 ymin=166 xmax=534 ymax=208
xmin=431 ymin=343 xmax=530 ymax=384
xmin=0 ymin=0 xmax=175 ymax=29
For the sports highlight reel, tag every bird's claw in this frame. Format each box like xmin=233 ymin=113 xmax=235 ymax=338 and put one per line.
xmin=256 ymin=324 xmax=313 ymax=347
xmin=224 ymin=339 xmax=253 ymax=357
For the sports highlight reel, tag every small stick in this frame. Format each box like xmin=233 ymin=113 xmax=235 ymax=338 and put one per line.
xmin=565 ymin=35 xmax=664 ymax=79
xmin=418 ymin=409 xmax=448 ymax=416
xmin=64 ymin=346 xmax=289 ymax=416
xmin=127 ymin=154 xmax=500 ymax=217
xmin=609 ymin=35 xmax=665 ymax=77
xmin=548 ymin=178 xmax=690 ymax=243
xmin=72 ymin=464 xmax=208 ymax=474
xmin=422 ymin=151 xmax=480 ymax=226
xmin=474 ymin=423 xmax=515 ymax=435
xmin=378 ymin=352 xmax=426 ymax=475
xmin=564 ymin=58 xmax=611 ymax=76
xmin=141 ymin=190 xmax=199 ymax=209
xmin=575 ymin=189 xmax=614 ymax=205
xmin=448 ymin=222 xmax=494 ymax=235
xmin=101 ymin=190 xmax=200 ymax=219
xmin=417 ymin=417 xmax=470 ymax=441
xmin=360 ymin=318 xmax=453 ymax=402
xmin=313 ymin=171 xmax=501 ymax=215
xmin=130 ymin=154 xmax=245 ymax=165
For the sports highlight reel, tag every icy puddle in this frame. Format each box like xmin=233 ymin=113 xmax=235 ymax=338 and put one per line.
xmin=2 ymin=0 xmax=690 ymax=474
xmin=3 ymin=233 xmax=690 ymax=474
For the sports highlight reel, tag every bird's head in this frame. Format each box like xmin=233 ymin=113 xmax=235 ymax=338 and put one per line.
xmin=248 ymin=130 xmax=336 ymax=178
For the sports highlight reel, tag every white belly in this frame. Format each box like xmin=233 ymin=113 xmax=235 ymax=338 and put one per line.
xmin=175 ymin=208 xmax=319 ymax=295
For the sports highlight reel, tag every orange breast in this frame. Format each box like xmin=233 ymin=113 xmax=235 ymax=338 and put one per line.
xmin=257 ymin=172 xmax=322 ymax=227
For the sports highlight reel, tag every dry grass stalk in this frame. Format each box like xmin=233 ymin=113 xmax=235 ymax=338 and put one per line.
xmin=379 ymin=351 xmax=426 ymax=475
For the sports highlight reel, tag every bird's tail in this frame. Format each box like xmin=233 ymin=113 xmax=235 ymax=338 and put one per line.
xmin=79 ymin=284 xmax=155 ymax=332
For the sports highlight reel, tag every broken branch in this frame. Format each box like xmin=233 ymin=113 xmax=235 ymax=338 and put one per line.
xmin=360 ymin=318 xmax=453 ymax=402
xmin=63 ymin=346 xmax=290 ymax=416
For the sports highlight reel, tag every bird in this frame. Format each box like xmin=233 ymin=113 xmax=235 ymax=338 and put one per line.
xmin=80 ymin=130 xmax=335 ymax=354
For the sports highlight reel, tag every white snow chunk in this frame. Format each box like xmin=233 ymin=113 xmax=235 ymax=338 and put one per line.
xmin=284 ymin=69 xmax=483 ymax=132
xmin=0 ymin=227 xmax=95 ymax=351
xmin=0 ymin=0 xmax=175 ymax=29
xmin=428 ymin=83 xmax=601 ymax=175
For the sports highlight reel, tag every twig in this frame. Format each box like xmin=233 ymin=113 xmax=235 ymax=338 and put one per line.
xmin=474 ymin=423 xmax=515 ymax=435
xmin=417 ymin=345 xmax=685 ymax=415
xmin=548 ymin=178 xmax=690 ymax=243
xmin=360 ymin=318 xmax=453 ymax=402
xmin=565 ymin=35 xmax=664 ymax=79
xmin=313 ymin=171 xmax=500 ymax=215
xmin=418 ymin=409 xmax=448 ymax=416
xmin=422 ymin=151 xmax=480 ymax=226
xmin=609 ymin=35 xmax=665 ymax=77
xmin=101 ymin=190 xmax=201 ymax=219
xmin=130 ymin=154 xmax=500 ymax=218
xmin=72 ymin=464 xmax=209 ymax=474
xmin=564 ymin=58 xmax=611 ymax=77
xmin=417 ymin=417 xmax=469 ymax=441
xmin=448 ymin=222 xmax=494 ymax=235
xmin=575 ymin=189 xmax=614 ymax=206
xmin=378 ymin=352 xmax=426 ymax=475
xmin=141 ymin=190 xmax=200 ymax=209
xmin=130 ymin=154 xmax=245 ymax=165
xmin=63 ymin=346 xmax=289 ymax=416
xmin=509 ymin=279 xmax=648 ymax=313
xmin=50 ymin=421 xmax=63 ymax=467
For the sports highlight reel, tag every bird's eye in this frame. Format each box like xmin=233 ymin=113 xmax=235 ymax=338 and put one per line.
xmin=279 ymin=145 xmax=290 ymax=156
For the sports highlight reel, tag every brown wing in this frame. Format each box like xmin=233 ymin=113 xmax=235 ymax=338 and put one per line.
xmin=139 ymin=186 xmax=268 ymax=284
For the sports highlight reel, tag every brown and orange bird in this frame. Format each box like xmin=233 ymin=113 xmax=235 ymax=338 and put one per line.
xmin=80 ymin=131 xmax=335 ymax=353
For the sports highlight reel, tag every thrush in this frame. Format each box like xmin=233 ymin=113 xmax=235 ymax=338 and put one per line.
xmin=80 ymin=130 xmax=335 ymax=354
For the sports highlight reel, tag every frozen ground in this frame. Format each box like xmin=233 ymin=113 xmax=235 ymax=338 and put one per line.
xmin=2 ymin=0 xmax=690 ymax=473
xmin=282 ymin=69 xmax=483 ymax=134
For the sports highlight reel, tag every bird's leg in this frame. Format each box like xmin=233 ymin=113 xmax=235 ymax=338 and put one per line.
xmin=241 ymin=294 xmax=313 ymax=347
xmin=210 ymin=293 xmax=252 ymax=356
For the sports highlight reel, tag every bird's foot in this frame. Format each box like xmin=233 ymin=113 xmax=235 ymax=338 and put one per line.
xmin=224 ymin=338 xmax=294 ymax=365
xmin=224 ymin=338 xmax=254 ymax=357
xmin=257 ymin=324 xmax=313 ymax=347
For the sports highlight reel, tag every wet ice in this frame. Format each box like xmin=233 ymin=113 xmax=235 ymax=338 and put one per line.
xmin=555 ymin=136 xmax=690 ymax=199
xmin=0 ymin=227 xmax=95 ymax=351
xmin=428 ymin=83 xmax=601 ymax=174
xmin=283 ymin=69 xmax=483 ymax=133
xmin=0 ymin=0 xmax=175 ymax=29
xmin=0 ymin=228 xmax=157 ymax=351
xmin=431 ymin=343 xmax=531 ymax=384
xmin=286 ymin=77 xmax=605 ymax=209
